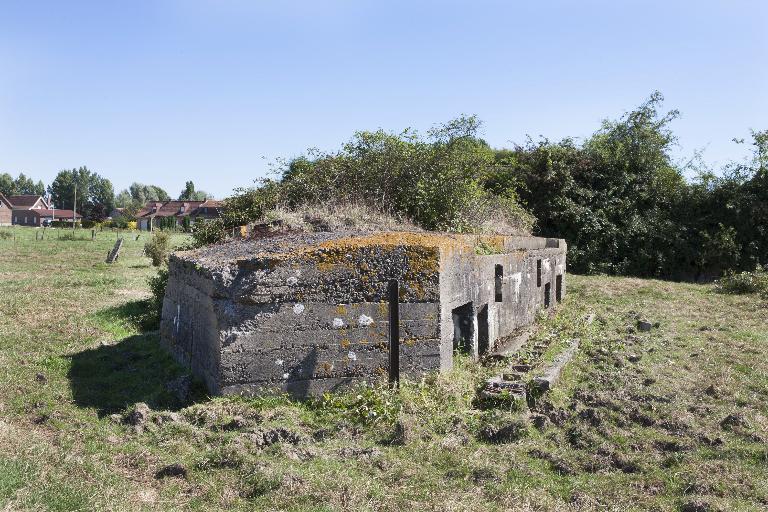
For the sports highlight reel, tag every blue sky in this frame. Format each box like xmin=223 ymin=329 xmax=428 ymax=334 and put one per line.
xmin=1 ymin=0 xmax=766 ymax=199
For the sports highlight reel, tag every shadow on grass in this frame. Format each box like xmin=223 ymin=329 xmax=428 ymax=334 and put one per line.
xmin=68 ymin=333 xmax=199 ymax=417
xmin=92 ymin=299 xmax=158 ymax=335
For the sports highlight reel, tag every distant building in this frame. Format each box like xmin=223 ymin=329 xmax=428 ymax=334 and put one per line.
xmin=12 ymin=208 xmax=82 ymax=226
xmin=7 ymin=194 xmax=50 ymax=210
xmin=7 ymin=195 xmax=57 ymax=226
xmin=0 ymin=193 xmax=13 ymax=226
xmin=135 ymin=199 xmax=223 ymax=231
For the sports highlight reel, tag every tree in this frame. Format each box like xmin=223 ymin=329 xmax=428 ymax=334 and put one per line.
xmin=47 ymin=167 xmax=115 ymax=220
xmin=0 ymin=172 xmax=45 ymax=196
xmin=178 ymin=181 xmax=208 ymax=201
xmin=114 ymin=189 xmax=133 ymax=208
xmin=128 ymin=183 xmax=170 ymax=204
xmin=485 ymin=92 xmax=691 ymax=276
xmin=13 ymin=173 xmax=45 ymax=195
xmin=0 ymin=173 xmax=14 ymax=196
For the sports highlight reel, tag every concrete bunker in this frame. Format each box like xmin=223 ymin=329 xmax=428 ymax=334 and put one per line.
xmin=160 ymin=231 xmax=567 ymax=397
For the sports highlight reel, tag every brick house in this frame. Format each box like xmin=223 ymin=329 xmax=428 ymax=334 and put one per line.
xmin=135 ymin=199 xmax=223 ymax=231
xmin=12 ymin=208 xmax=82 ymax=226
xmin=8 ymin=195 xmax=52 ymax=226
xmin=0 ymin=193 xmax=12 ymax=226
xmin=8 ymin=194 xmax=49 ymax=210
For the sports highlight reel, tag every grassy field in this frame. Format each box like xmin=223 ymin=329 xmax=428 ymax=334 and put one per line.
xmin=1 ymin=226 xmax=767 ymax=511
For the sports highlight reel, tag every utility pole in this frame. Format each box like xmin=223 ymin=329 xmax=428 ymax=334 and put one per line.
xmin=73 ymin=182 xmax=77 ymax=235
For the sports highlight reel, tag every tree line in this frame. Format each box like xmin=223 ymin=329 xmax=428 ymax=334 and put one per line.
xmin=0 ymin=165 xmax=210 ymax=221
xmin=214 ymin=92 xmax=766 ymax=280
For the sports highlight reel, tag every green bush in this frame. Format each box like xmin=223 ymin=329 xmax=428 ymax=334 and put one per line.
xmin=221 ymin=117 xmax=533 ymax=236
xmin=0 ymin=231 xmax=12 ymax=240
xmin=196 ymin=95 xmax=767 ymax=281
xmin=144 ymin=231 xmax=171 ymax=267
xmin=191 ymin=218 xmax=227 ymax=248
xmin=50 ymin=221 xmax=80 ymax=229
xmin=103 ymin=218 xmax=130 ymax=229
xmin=320 ymin=384 xmax=402 ymax=427
xmin=147 ymin=266 xmax=169 ymax=322
xmin=715 ymin=265 xmax=768 ymax=296
xmin=486 ymin=93 xmax=768 ymax=279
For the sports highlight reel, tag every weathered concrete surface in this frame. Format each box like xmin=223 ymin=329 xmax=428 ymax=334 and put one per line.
xmin=160 ymin=231 xmax=567 ymax=397
xmin=531 ymin=339 xmax=580 ymax=392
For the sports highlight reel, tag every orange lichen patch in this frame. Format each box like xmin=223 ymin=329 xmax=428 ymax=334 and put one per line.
xmin=404 ymin=246 xmax=440 ymax=275
xmin=404 ymin=281 xmax=427 ymax=300
xmin=206 ymin=232 xmax=489 ymax=270
xmin=335 ymin=304 xmax=347 ymax=315
xmin=316 ymin=262 xmax=336 ymax=272
xmin=340 ymin=338 xmax=350 ymax=349
xmin=403 ymin=338 xmax=417 ymax=347
xmin=314 ymin=232 xmax=473 ymax=253
xmin=475 ymin=235 xmax=505 ymax=254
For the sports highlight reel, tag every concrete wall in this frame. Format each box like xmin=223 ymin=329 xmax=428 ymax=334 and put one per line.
xmin=436 ymin=238 xmax=566 ymax=369
xmin=162 ymin=241 xmax=443 ymax=397
xmin=160 ymin=233 xmax=567 ymax=397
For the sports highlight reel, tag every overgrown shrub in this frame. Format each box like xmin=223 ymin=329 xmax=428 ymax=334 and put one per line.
xmin=191 ymin=218 xmax=228 ymax=247
xmin=196 ymin=94 xmax=766 ymax=280
xmin=486 ymin=93 xmax=768 ymax=279
xmin=144 ymin=231 xmax=171 ymax=266
xmin=261 ymin=202 xmax=419 ymax=233
xmin=221 ymin=117 xmax=533 ymax=236
xmin=147 ymin=266 xmax=169 ymax=322
xmin=105 ymin=217 xmax=129 ymax=229
xmin=714 ymin=265 xmax=768 ymax=296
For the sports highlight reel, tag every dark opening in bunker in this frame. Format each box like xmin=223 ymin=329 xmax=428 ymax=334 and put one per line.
xmin=477 ymin=304 xmax=489 ymax=355
xmin=556 ymin=275 xmax=563 ymax=303
xmin=537 ymin=259 xmax=542 ymax=287
xmin=452 ymin=302 xmax=474 ymax=353
xmin=544 ymin=282 xmax=551 ymax=308
xmin=494 ymin=264 xmax=503 ymax=302
xmin=387 ymin=279 xmax=400 ymax=385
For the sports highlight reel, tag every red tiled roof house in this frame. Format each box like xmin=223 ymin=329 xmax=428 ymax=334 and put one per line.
xmin=135 ymin=199 xmax=222 ymax=231
xmin=7 ymin=195 xmax=57 ymax=226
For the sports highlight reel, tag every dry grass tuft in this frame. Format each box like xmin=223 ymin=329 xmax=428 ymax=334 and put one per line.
xmin=260 ymin=202 xmax=421 ymax=234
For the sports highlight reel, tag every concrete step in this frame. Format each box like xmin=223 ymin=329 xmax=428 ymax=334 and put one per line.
xmin=490 ymin=327 xmax=533 ymax=357
xmin=530 ymin=339 xmax=580 ymax=393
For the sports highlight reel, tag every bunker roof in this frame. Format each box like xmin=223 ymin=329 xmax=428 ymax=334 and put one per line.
xmin=178 ymin=231 xmax=483 ymax=269
xmin=175 ymin=231 xmax=566 ymax=274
